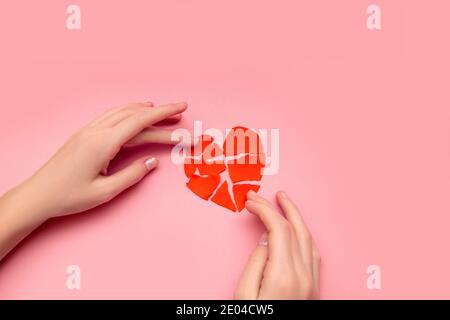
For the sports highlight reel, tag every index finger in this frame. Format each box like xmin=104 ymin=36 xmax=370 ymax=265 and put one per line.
xmin=276 ymin=191 xmax=313 ymax=267
xmin=245 ymin=196 xmax=293 ymax=267
xmin=114 ymin=102 xmax=188 ymax=145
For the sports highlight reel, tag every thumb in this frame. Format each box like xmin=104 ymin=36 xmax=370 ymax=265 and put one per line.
xmin=100 ymin=156 xmax=158 ymax=199
xmin=234 ymin=233 xmax=268 ymax=300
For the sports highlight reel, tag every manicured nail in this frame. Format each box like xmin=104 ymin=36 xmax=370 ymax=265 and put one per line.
xmin=245 ymin=200 xmax=258 ymax=216
xmin=259 ymin=233 xmax=268 ymax=246
xmin=247 ymin=190 xmax=257 ymax=199
xmin=176 ymin=102 xmax=188 ymax=107
xmin=145 ymin=157 xmax=158 ymax=171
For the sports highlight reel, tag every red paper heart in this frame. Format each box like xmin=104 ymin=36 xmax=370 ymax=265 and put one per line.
xmin=184 ymin=126 xmax=266 ymax=212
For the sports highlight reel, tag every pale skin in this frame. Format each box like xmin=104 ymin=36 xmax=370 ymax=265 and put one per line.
xmin=0 ymin=102 xmax=320 ymax=299
xmin=236 ymin=190 xmax=321 ymax=299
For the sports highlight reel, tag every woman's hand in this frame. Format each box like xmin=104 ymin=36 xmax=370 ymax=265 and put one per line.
xmin=21 ymin=101 xmax=187 ymax=219
xmin=0 ymin=101 xmax=188 ymax=260
xmin=18 ymin=103 xmax=187 ymax=218
xmin=235 ymin=191 xmax=320 ymax=300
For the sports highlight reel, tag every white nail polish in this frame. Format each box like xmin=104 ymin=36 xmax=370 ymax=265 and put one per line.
xmin=259 ymin=234 xmax=268 ymax=247
xmin=145 ymin=157 xmax=157 ymax=171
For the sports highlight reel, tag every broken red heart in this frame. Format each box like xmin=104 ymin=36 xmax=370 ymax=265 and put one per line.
xmin=184 ymin=126 xmax=266 ymax=212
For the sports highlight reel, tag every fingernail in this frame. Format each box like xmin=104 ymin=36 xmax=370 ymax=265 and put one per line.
xmin=278 ymin=191 xmax=288 ymax=199
xmin=259 ymin=233 xmax=268 ymax=246
xmin=145 ymin=157 xmax=158 ymax=171
xmin=245 ymin=200 xmax=255 ymax=214
xmin=247 ymin=190 xmax=257 ymax=199
xmin=176 ymin=102 xmax=187 ymax=107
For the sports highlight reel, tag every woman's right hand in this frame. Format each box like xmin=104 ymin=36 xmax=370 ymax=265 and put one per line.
xmin=234 ymin=191 xmax=321 ymax=300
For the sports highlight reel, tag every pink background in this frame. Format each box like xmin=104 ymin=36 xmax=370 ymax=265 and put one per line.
xmin=1 ymin=0 xmax=450 ymax=299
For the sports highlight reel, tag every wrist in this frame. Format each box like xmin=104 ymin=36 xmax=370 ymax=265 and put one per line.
xmin=0 ymin=182 xmax=50 ymax=261
xmin=1 ymin=180 xmax=52 ymax=226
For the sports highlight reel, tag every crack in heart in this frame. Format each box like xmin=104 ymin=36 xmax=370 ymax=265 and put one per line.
xmin=184 ymin=126 xmax=266 ymax=212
